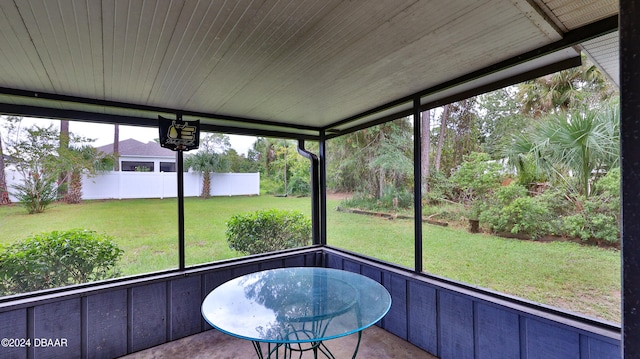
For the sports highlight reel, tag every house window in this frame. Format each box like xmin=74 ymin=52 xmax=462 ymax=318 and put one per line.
xmin=122 ymin=161 xmax=154 ymax=172
xmin=160 ymin=162 xmax=176 ymax=172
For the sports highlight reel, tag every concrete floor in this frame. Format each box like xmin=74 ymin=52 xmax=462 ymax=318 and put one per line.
xmin=120 ymin=326 xmax=438 ymax=359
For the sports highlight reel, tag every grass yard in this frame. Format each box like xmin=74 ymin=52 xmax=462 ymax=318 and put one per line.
xmin=1 ymin=196 xmax=620 ymax=323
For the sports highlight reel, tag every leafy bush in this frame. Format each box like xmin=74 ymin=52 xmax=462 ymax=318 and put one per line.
xmin=560 ymin=168 xmax=620 ymax=243
xmin=340 ymin=192 xmax=373 ymax=209
xmin=593 ymin=167 xmax=620 ymax=196
xmin=479 ymin=184 xmax=554 ymax=239
xmin=260 ymin=177 xmax=281 ymax=195
xmin=340 ymin=185 xmax=413 ymax=212
xmin=450 ymin=152 xmax=504 ymax=205
xmin=226 ymin=209 xmax=311 ymax=255
xmin=380 ymin=185 xmax=413 ymax=209
xmin=424 ymin=170 xmax=456 ymax=204
xmin=0 ymin=229 xmax=124 ymax=295
xmin=449 ymin=152 xmax=505 ymax=221
xmin=561 ymin=197 xmax=619 ymax=243
xmin=11 ymin=171 xmax=58 ymax=214
xmin=287 ymin=175 xmax=310 ymax=196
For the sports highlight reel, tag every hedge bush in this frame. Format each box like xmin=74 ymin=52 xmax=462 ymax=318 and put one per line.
xmin=226 ymin=209 xmax=311 ymax=255
xmin=0 ymin=229 xmax=124 ymax=295
xmin=479 ymin=184 xmax=556 ymax=239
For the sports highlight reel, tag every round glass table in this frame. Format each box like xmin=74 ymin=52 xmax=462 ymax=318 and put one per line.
xmin=201 ymin=267 xmax=392 ymax=358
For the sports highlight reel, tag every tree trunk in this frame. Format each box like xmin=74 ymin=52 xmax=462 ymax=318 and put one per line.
xmin=377 ymin=130 xmax=385 ymax=199
xmin=435 ymin=104 xmax=450 ymax=171
xmin=201 ymin=172 xmax=211 ymax=198
xmin=58 ymin=120 xmax=70 ymax=198
xmin=469 ymin=219 xmax=480 ymax=233
xmin=378 ymin=169 xmax=385 ymax=199
xmin=66 ymin=170 xmax=83 ymax=204
xmin=0 ymin=134 xmax=10 ymax=205
xmin=113 ymin=124 xmax=120 ymax=171
xmin=421 ymin=109 xmax=431 ymax=194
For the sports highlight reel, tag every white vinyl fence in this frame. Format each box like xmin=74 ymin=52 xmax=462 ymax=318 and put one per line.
xmin=5 ymin=170 xmax=260 ymax=201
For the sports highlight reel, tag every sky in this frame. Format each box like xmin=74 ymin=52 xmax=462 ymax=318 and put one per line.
xmin=2 ymin=117 xmax=257 ymax=156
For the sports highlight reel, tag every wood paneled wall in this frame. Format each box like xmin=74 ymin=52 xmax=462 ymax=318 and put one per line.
xmin=325 ymin=249 xmax=621 ymax=359
xmin=0 ymin=250 xmax=320 ymax=359
xmin=0 ymin=247 xmax=620 ymax=358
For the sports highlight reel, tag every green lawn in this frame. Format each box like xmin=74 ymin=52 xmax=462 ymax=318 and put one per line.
xmin=1 ymin=196 xmax=620 ymax=323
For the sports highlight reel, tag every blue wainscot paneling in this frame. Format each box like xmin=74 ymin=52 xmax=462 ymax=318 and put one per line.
xmin=86 ymin=289 xmax=128 ymax=358
xmin=322 ymin=248 xmax=621 ymax=359
xmin=475 ymin=302 xmax=520 ymax=359
xmin=384 ymin=272 xmax=408 ymax=340
xmin=438 ymin=290 xmax=474 ymax=359
xmin=0 ymin=309 xmax=27 ymax=359
xmin=33 ymin=298 xmax=82 ymax=359
xmin=0 ymin=248 xmax=620 ymax=358
xmin=524 ymin=317 xmax=580 ymax=359
xmin=0 ymin=248 xmax=322 ymax=359
xmin=130 ymin=282 xmax=167 ymax=353
xmin=169 ymin=276 xmax=202 ymax=340
xmin=582 ymin=335 xmax=621 ymax=359
xmin=407 ymin=280 xmax=437 ymax=355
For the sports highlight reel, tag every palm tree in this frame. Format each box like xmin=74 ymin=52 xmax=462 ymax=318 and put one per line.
xmin=59 ymin=145 xmax=114 ymax=204
xmin=184 ymin=151 xmax=227 ymax=198
xmin=506 ymin=102 xmax=619 ymax=198
xmin=516 ymin=57 xmax=615 ymax=118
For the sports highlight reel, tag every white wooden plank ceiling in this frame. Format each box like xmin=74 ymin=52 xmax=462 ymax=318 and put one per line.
xmin=534 ymin=0 xmax=619 ymax=87
xmin=0 ymin=0 xmax=619 ymax=135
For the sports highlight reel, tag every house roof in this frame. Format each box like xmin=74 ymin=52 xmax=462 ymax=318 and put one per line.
xmin=96 ymin=138 xmax=176 ymax=158
xmin=0 ymin=0 xmax=619 ymax=139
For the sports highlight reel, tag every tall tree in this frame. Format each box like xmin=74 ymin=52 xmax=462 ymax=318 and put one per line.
xmin=434 ymin=104 xmax=450 ymax=171
xmin=0 ymin=132 xmax=9 ymax=204
xmin=476 ymin=88 xmax=527 ymax=158
xmin=420 ymin=109 xmax=431 ymax=193
xmin=113 ymin=124 xmax=120 ymax=171
xmin=516 ymin=57 xmax=615 ymax=118
xmin=58 ymin=120 xmax=70 ymax=198
xmin=250 ymin=137 xmax=278 ymax=175
xmin=327 ymin=118 xmax=413 ymax=198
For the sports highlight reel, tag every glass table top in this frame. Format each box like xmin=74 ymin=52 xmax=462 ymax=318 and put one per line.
xmin=201 ymin=267 xmax=392 ymax=343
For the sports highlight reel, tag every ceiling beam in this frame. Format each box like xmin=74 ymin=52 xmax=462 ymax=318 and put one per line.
xmin=325 ymin=15 xmax=618 ymax=134
xmin=0 ymin=87 xmax=322 ymax=133
xmin=0 ymin=103 xmax=320 ymax=140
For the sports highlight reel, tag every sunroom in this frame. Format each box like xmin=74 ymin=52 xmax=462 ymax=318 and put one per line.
xmin=0 ymin=0 xmax=635 ymax=358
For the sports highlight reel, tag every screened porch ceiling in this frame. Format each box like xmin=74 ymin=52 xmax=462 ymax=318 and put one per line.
xmin=0 ymin=0 xmax=618 ymax=139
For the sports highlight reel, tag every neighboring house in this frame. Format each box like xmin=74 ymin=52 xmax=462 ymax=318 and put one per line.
xmin=96 ymin=138 xmax=177 ymax=172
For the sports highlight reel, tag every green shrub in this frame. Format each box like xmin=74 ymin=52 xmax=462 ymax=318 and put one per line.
xmin=226 ymin=209 xmax=312 ymax=255
xmin=562 ymin=198 xmax=620 ymax=243
xmin=0 ymin=229 xmax=124 ymax=295
xmin=560 ymin=168 xmax=620 ymax=243
xmin=450 ymin=152 xmax=504 ymax=205
xmin=593 ymin=167 xmax=620 ymax=196
xmin=11 ymin=171 xmax=58 ymax=214
xmin=380 ymin=185 xmax=413 ymax=210
xmin=287 ymin=175 xmax=310 ymax=196
xmin=424 ymin=170 xmax=456 ymax=204
xmin=340 ymin=185 xmax=413 ymax=213
xmin=479 ymin=184 xmax=554 ymax=239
